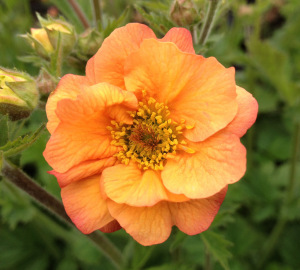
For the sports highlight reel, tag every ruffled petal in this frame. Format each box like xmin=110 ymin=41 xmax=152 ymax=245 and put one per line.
xmin=161 ymin=27 xmax=195 ymax=53
xmin=107 ymin=188 xmax=226 ymax=245
xmin=46 ymin=74 xmax=89 ymax=134
xmin=124 ymin=39 xmax=237 ymax=141
xmin=43 ymin=83 xmax=138 ymax=173
xmin=161 ymin=132 xmax=246 ymax=199
xmin=101 ymin=163 xmax=188 ymax=207
xmin=61 ymin=175 xmax=113 ymax=234
xmin=169 ymin=187 xmax=227 ymax=235
xmin=87 ymin=23 xmax=156 ymax=88
xmin=50 ymin=157 xmax=116 ymax=188
xmin=107 ymin=199 xmax=173 ymax=246
xmin=223 ymin=86 xmax=258 ymax=138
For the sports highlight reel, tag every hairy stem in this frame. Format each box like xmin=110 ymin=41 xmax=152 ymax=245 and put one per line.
xmin=1 ymin=160 xmax=123 ymax=269
xmin=68 ymin=0 xmax=90 ymax=29
xmin=258 ymin=123 xmax=300 ymax=268
xmin=199 ymin=0 xmax=220 ymax=46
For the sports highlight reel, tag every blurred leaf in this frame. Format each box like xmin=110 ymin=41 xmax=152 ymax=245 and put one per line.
xmin=102 ymin=7 xmax=130 ymax=37
xmin=201 ymin=231 xmax=233 ymax=270
xmin=134 ymin=5 xmax=174 ymax=35
xmin=254 ymin=86 xmax=279 ymax=113
xmin=0 ymin=180 xmax=36 ymax=229
xmin=169 ymin=230 xmax=187 ymax=252
xmin=145 ymin=264 xmax=190 ymax=270
xmin=280 ymin=224 xmax=300 ymax=268
xmin=210 ymin=202 xmax=240 ymax=229
xmin=247 ymin=38 xmax=297 ymax=106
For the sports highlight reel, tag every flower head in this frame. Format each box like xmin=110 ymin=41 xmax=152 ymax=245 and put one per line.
xmin=0 ymin=67 xmax=39 ymax=120
xmin=28 ymin=16 xmax=75 ymax=57
xmin=43 ymin=24 xmax=258 ymax=245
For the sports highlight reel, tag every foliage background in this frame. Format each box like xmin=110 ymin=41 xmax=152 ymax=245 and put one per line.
xmin=0 ymin=0 xmax=299 ymax=269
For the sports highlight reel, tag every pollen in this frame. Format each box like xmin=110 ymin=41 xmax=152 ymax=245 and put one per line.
xmin=108 ymin=94 xmax=192 ymax=170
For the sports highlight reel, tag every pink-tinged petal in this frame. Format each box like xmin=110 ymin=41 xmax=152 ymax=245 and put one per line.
xmin=101 ymin=163 xmax=188 ymax=207
xmin=223 ymin=86 xmax=258 ymax=138
xmin=124 ymin=39 xmax=238 ymax=141
xmin=99 ymin=220 xmax=122 ymax=233
xmin=61 ymin=175 xmax=113 ymax=234
xmin=169 ymin=187 xmax=227 ymax=235
xmin=162 ymin=132 xmax=246 ymax=199
xmin=50 ymin=157 xmax=117 ymax=188
xmin=87 ymin=23 xmax=156 ymax=88
xmin=86 ymin=56 xmax=96 ymax=84
xmin=107 ymin=199 xmax=173 ymax=246
xmin=161 ymin=27 xmax=195 ymax=53
xmin=46 ymin=74 xmax=90 ymax=134
xmin=43 ymin=83 xmax=138 ymax=173
xmin=107 ymin=188 xmax=227 ymax=245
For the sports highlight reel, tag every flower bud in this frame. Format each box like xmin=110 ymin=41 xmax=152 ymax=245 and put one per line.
xmin=170 ymin=0 xmax=198 ymax=26
xmin=27 ymin=15 xmax=76 ymax=58
xmin=36 ymin=69 xmax=57 ymax=95
xmin=77 ymin=28 xmax=103 ymax=59
xmin=0 ymin=68 xmax=39 ymax=121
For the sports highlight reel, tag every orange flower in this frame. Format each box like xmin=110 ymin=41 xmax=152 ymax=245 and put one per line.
xmin=43 ymin=24 xmax=258 ymax=245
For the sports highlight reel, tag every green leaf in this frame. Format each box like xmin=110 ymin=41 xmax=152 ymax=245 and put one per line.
xmin=102 ymin=8 xmax=130 ymax=37
xmin=0 ymin=124 xmax=45 ymax=157
xmin=0 ymin=180 xmax=36 ymax=229
xmin=247 ymin=38 xmax=297 ymax=106
xmin=201 ymin=231 xmax=233 ymax=270
xmin=134 ymin=5 xmax=174 ymax=36
xmin=169 ymin=230 xmax=187 ymax=252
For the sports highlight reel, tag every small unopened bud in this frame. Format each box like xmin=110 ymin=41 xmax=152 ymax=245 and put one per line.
xmin=170 ymin=0 xmax=198 ymax=26
xmin=36 ymin=69 xmax=57 ymax=95
xmin=78 ymin=28 xmax=103 ymax=58
xmin=26 ymin=15 xmax=76 ymax=58
xmin=0 ymin=68 xmax=39 ymax=121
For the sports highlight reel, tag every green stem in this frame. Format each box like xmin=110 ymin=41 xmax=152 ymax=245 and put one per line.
xmin=204 ymin=246 xmax=211 ymax=270
xmin=199 ymin=0 xmax=220 ymax=46
xmin=68 ymin=0 xmax=90 ymax=29
xmin=1 ymin=160 xmax=124 ymax=270
xmin=92 ymin=0 xmax=102 ymax=28
xmin=258 ymin=123 xmax=300 ymax=268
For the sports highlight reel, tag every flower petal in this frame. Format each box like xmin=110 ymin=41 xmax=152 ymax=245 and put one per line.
xmin=124 ymin=39 xmax=238 ymax=141
xmin=161 ymin=132 xmax=246 ymax=199
xmin=87 ymin=23 xmax=156 ymax=88
xmin=86 ymin=56 xmax=96 ymax=84
xmin=46 ymin=74 xmax=89 ymax=134
xmin=107 ymin=188 xmax=226 ymax=245
xmin=161 ymin=27 xmax=195 ymax=53
xmin=107 ymin=199 xmax=173 ymax=246
xmin=169 ymin=187 xmax=227 ymax=235
xmin=223 ymin=86 xmax=258 ymax=138
xmin=102 ymin=163 xmax=188 ymax=207
xmin=61 ymin=175 xmax=113 ymax=234
xmin=50 ymin=157 xmax=117 ymax=188
xmin=43 ymin=83 xmax=138 ymax=173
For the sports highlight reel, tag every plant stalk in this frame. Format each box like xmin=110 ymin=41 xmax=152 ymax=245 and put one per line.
xmin=1 ymin=160 xmax=123 ymax=269
xmin=68 ymin=0 xmax=90 ymax=29
xmin=92 ymin=0 xmax=102 ymax=28
xmin=258 ymin=123 xmax=300 ymax=268
xmin=199 ymin=0 xmax=220 ymax=46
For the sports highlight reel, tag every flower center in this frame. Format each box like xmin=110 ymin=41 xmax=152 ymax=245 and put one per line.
xmin=108 ymin=96 xmax=188 ymax=170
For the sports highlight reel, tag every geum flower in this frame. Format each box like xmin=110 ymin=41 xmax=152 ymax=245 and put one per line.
xmin=43 ymin=24 xmax=258 ymax=245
